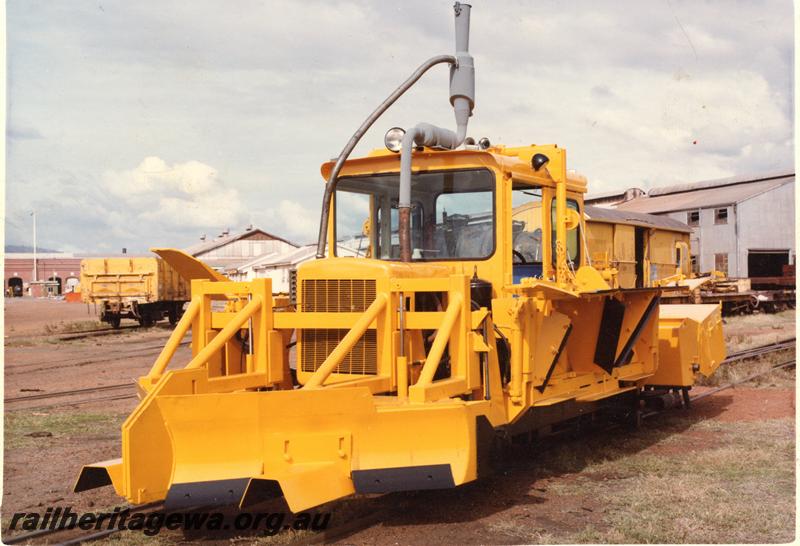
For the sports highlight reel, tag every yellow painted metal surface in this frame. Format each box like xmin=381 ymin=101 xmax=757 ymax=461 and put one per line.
xmin=80 ymin=257 xmax=189 ymax=304
xmin=650 ymin=304 xmax=726 ymax=386
xmin=151 ymin=247 xmax=230 ymax=282
xmin=78 ymin=143 xmax=726 ymax=513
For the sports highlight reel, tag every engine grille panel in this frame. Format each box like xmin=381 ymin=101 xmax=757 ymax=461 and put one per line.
xmin=302 ymin=279 xmax=376 ymax=312
xmin=300 ymin=329 xmax=378 ymax=375
xmin=300 ymin=279 xmax=378 ymax=375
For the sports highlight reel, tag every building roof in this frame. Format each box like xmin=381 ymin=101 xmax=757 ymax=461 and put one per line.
xmin=184 ymin=227 xmax=298 ymax=256
xmin=585 ymin=187 xmax=645 ymax=203
xmin=616 ymin=172 xmax=794 ymax=214
xmin=250 ymin=244 xmax=362 ymax=270
xmin=230 ymin=251 xmax=283 ymax=272
xmin=584 ymin=205 xmax=691 ymax=233
xmin=252 ymin=246 xmax=318 ymax=269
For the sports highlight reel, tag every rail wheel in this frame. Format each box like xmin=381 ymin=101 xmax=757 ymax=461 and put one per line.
xmin=109 ymin=315 xmax=121 ymax=329
xmin=168 ymin=304 xmax=180 ymax=325
xmin=139 ymin=316 xmax=155 ymax=327
xmin=681 ymin=387 xmax=691 ymax=409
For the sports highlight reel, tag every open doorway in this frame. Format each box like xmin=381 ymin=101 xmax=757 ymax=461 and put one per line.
xmin=65 ymin=277 xmax=80 ymax=293
xmin=48 ymin=276 xmax=63 ymax=295
xmin=748 ymin=249 xmax=789 ymax=277
xmin=8 ymin=277 xmax=23 ymax=297
xmin=634 ymin=227 xmax=646 ymax=288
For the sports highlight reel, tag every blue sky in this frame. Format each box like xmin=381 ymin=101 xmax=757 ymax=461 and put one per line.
xmin=5 ymin=0 xmax=794 ymax=253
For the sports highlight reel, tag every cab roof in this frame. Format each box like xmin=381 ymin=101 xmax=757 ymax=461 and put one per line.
xmin=320 ymin=144 xmax=588 ymax=194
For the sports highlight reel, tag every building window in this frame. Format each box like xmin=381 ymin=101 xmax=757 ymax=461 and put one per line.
xmin=715 ymin=207 xmax=728 ymax=225
xmin=690 ymin=255 xmax=699 ymax=274
xmin=687 ymin=211 xmax=699 ymax=227
xmin=714 ymin=253 xmax=728 ymax=276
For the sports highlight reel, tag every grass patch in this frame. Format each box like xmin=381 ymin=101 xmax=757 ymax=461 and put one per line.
xmin=42 ymin=320 xmax=105 ymax=335
xmin=487 ymin=520 xmax=556 ymax=543
xmin=4 ymin=411 xmax=126 ymax=449
xmin=691 ymin=309 xmax=797 ymax=388
xmin=517 ymin=415 xmax=795 ymax=543
xmin=697 ymin=351 xmax=795 ymax=387
xmin=723 ymin=310 xmax=795 ymax=353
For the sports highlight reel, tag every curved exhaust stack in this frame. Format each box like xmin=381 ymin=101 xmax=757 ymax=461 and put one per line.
xmin=315 ymin=3 xmax=475 ymax=259
xmin=399 ymin=2 xmax=475 ymax=261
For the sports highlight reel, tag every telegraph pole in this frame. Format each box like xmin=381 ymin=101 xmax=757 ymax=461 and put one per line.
xmin=31 ymin=210 xmax=37 ymax=282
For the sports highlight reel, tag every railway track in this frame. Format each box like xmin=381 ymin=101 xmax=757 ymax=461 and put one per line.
xmin=5 ymin=338 xmax=190 ymax=377
xmin=3 ymin=338 xmax=794 ymax=544
xmin=5 ymin=339 xmax=192 ymax=410
xmin=722 ymin=337 xmax=795 ymax=363
xmin=5 ymin=323 xmax=156 ymax=343
xmin=304 ymin=349 xmax=797 ymax=544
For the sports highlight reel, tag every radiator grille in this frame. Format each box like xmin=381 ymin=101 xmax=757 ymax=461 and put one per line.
xmin=300 ymin=329 xmax=378 ymax=374
xmin=289 ymin=269 xmax=298 ymax=305
xmin=300 ymin=279 xmax=378 ymax=375
xmin=302 ymin=279 xmax=376 ymax=312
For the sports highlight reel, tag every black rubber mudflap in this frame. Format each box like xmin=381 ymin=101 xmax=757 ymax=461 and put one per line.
xmin=74 ymin=467 xmax=113 ymax=492
xmin=594 ymin=297 xmax=625 ymax=373
xmin=352 ymin=465 xmax=455 ymax=494
xmin=165 ymin=478 xmax=250 ymax=510
xmin=475 ymin=415 xmax=496 ymax=478
xmin=240 ymin=479 xmax=283 ymax=509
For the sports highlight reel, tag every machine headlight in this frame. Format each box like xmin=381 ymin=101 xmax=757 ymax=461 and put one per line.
xmin=384 ymin=127 xmax=405 ymax=153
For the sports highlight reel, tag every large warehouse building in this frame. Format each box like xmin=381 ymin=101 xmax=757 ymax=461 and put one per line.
xmin=185 ymin=225 xmax=298 ymax=273
xmin=589 ymin=171 xmax=795 ymax=278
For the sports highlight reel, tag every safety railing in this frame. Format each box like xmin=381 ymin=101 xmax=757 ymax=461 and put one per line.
xmin=138 ymin=274 xmax=488 ymax=404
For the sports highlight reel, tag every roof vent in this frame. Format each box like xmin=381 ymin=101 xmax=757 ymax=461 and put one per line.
xmin=200 ymin=234 xmax=206 ymax=242
xmin=246 ymin=224 xmax=253 ymax=231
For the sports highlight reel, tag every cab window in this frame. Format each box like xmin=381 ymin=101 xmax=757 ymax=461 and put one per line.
xmin=511 ymin=184 xmax=543 ymax=282
xmin=551 ymin=199 xmax=581 ymax=266
xmin=334 ymin=169 xmax=495 ymax=261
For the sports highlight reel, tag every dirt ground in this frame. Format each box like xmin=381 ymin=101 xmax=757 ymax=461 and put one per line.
xmin=1 ymin=299 xmax=796 ymax=544
xmin=4 ymin=297 xmax=102 ymax=338
xmin=3 ymin=298 xmax=191 ymax=519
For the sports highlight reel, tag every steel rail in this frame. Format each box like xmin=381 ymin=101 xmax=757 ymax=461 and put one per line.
xmin=691 ymin=359 xmax=796 ymax=402
xmin=5 ymin=382 xmax=133 ymax=403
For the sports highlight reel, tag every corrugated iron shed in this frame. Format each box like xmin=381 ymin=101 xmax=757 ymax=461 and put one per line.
xmin=617 ymin=173 xmax=794 ymax=214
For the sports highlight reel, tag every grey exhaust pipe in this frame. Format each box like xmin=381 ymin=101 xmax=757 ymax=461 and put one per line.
xmin=315 ymin=2 xmax=475 ymax=260
xmin=399 ymin=2 xmax=475 ymax=261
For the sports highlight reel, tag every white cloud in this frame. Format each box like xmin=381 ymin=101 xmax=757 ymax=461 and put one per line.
xmin=102 ymin=157 xmax=247 ymax=230
xmin=264 ymin=200 xmax=319 ymax=244
xmin=4 ymin=0 xmax=794 ymax=252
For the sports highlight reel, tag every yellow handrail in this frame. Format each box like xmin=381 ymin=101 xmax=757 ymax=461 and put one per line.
xmin=304 ymin=294 xmax=388 ymax=388
xmin=145 ymin=297 xmax=201 ymax=380
xmin=414 ymin=293 xmax=463 ymax=387
xmin=186 ymin=296 xmax=262 ymax=369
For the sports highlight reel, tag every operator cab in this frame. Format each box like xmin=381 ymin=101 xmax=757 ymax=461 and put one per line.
xmin=331 ymin=155 xmax=585 ymax=290
xmin=334 ymin=168 xmax=496 ymax=262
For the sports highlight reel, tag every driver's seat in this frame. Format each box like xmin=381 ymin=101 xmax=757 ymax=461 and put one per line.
xmin=512 ymin=229 xmax=543 ymax=283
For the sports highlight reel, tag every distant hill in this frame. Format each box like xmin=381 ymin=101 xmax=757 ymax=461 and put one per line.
xmin=5 ymin=244 xmax=62 ymax=253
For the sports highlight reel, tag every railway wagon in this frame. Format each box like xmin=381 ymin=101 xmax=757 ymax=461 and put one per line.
xmin=584 ymin=206 xmax=691 ymax=288
xmin=80 ymin=257 xmax=189 ymax=328
xmin=77 ymin=3 xmax=725 ymax=514
xmin=511 ymin=202 xmax=692 ymax=289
